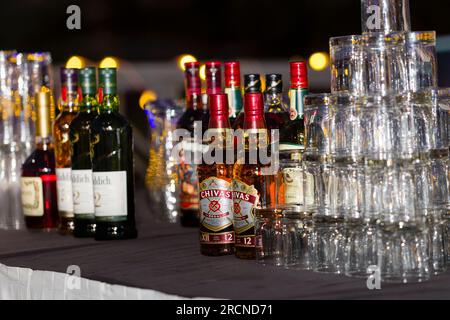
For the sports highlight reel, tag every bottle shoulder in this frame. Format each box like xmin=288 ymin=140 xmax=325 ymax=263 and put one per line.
xmin=91 ymin=111 xmax=131 ymax=131
xmin=22 ymin=148 xmax=55 ymax=174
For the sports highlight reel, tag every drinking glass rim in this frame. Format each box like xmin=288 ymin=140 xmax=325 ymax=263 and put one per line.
xmin=329 ymin=35 xmax=363 ymax=47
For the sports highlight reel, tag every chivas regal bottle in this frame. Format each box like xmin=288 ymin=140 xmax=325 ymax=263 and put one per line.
xmin=198 ymin=93 xmax=234 ymax=256
xmin=232 ymin=92 xmax=276 ymax=259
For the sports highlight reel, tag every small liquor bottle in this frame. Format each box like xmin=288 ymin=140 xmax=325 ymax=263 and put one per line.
xmin=21 ymin=88 xmax=59 ymax=230
xmin=232 ymin=92 xmax=276 ymax=259
xmin=70 ymin=67 xmax=98 ymax=237
xmin=232 ymin=73 xmax=262 ymax=130
xmin=91 ymin=68 xmax=137 ymax=240
xmin=177 ymin=62 xmax=203 ymax=227
xmin=264 ymin=74 xmax=291 ymax=149
xmin=198 ymin=93 xmax=234 ymax=256
xmin=285 ymin=61 xmax=309 ymax=149
xmin=224 ymin=61 xmax=243 ymax=127
xmin=53 ymin=68 xmax=79 ymax=234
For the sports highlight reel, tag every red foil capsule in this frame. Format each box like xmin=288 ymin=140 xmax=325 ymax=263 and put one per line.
xmin=243 ymin=92 xmax=266 ymax=130
xmin=185 ymin=61 xmax=201 ymax=96
xmin=290 ymin=61 xmax=309 ymax=89
xmin=224 ymin=61 xmax=241 ymax=88
xmin=205 ymin=61 xmax=223 ymax=95
xmin=208 ymin=93 xmax=230 ymax=129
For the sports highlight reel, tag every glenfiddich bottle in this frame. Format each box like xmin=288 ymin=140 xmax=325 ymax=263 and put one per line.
xmin=232 ymin=92 xmax=276 ymax=259
xmin=177 ymin=62 xmax=203 ymax=227
xmin=21 ymin=88 xmax=59 ymax=230
xmin=91 ymin=68 xmax=137 ymax=240
xmin=198 ymin=93 xmax=234 ymax=256
xmin=70 ymin=67 xmax=98 ymax=237
xmin=224 ymin=61 xmax=243 ymax=127
xmin=285 ymin=61 xmax=309 ymax=149
xmin=233 ymin=74 xmax=262 ymax=130
xmin=53 ymin=68 xmax=79 ymax=234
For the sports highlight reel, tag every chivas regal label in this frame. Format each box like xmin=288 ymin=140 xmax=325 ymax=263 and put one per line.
xmin=232 ymin=179 xmax=259 ymax=235
xmin=199 ymin=177 xmax=233 ymax=237
xmin=21 ymin=177 xmax=44 ymax=217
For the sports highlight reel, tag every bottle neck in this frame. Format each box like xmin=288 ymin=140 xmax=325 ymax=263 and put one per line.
xmin=99 ymin=94 xmax=119 ymax=113
xmin=186 ymin=92 xmax=203 ymax=111
xmin=264 ymin=91 xmax=283 ymax=111
xmin=289 ymin=87 xmax=308 ymax=119
xmin=36 ymin=136 xmax=53 ymax=150
xmin=209 ymin=113 xmax=230 ymax=129
xmin=80 ymin=93 xmax=98 ymax=112
xmin=60 ymin=92 xmax=79 ymax=112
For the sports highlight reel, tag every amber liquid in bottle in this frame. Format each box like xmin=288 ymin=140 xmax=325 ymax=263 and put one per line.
xmin=233 ymin=92 xmax=276 ymax=259
xmin=198 ymin=94 xmax=235 ymax=256
xmin=53 ymin=68 xmax=79 ymax=234
xmin=21 ymin=89 xmax=59 ymax=230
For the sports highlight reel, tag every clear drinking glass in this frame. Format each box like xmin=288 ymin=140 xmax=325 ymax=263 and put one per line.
xmin=345 ymin=223 xmax=378 ymax=278
xmin=361 ymin=0 xmax=411 ymax=34
xmin=330 ymin=35 xmax=364 ymax=95
xmin=255 ymin=207 xmax=284 ymax=266
xmin=145 ymin=99 xmax=183 ymax=223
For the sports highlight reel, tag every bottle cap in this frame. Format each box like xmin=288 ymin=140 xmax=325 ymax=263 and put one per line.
xmin=184 ymin=62 xmax=201 ymax=95
xmin=205 ymin=61 xmax=222 ymax=95
xmin=244 ymin=92 xmax=264 ymax=116
xmin=265 ymin=74 xmax=283 ymax=93
xmin=209 ymin=93 xmax=229 ymax=117
xmin=224 ymin=61 xmax=241 ymax=88
xmin=244 ymin=74 xmax=261 ymax=93
xmin=79 ymin=67 xmax=97 ymax=95
xmin=290 ymin=61 xmax=308 ymax=89
xmin=35 ymin=87 xmax=52 ymax=138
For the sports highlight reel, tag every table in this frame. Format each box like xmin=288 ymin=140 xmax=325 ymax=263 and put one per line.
xmin=1 ymin=189 xmax=450 ymax=300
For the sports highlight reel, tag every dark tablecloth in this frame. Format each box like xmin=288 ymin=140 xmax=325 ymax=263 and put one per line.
xmin=1 ymin=189 xmax=449 ymax=300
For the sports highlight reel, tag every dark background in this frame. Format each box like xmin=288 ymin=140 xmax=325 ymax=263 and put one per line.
xmin=0 ymin=0 xmax=448 ymax=63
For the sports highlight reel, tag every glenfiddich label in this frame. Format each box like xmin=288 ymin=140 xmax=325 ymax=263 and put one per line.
xmin=72 ymin=169 xmax=95 ymax=215
xmin=21 ymin=177 xmax=44 ymax=217
xmin=199 ymin=177 xmax=233 ymax=233
xmin=232 ymin=179 xmax=259 ymax=234
xmin=93 ymin=171 xmax=127 ymax=218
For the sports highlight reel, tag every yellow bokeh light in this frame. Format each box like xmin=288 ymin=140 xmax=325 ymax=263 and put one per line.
xmin=139 ymin=90 xmax=158 ymax=109
xmin=99 ymin=57 xmax=119 ymax=69
xmin=308 ymin=52 xmax=330 ymax=71
xmin=66 ymin=56 xmax=85 ymax=69
xmin=199 ymin=64 xmax=206 ymax=81
xmin=177 ymin=54 xmax=197 ymax=71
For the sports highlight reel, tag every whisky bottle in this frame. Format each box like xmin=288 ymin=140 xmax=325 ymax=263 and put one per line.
xmin=224 ymin=61 xmax=243 ymax=127
xmin=233 ymin=92 xmax=276 ymax=259
xmin=264 ymin=73 xmax=291 ymax=149
xmin=177 ymin=62 xmax=203 ymax=227
xmin=53 ymin=68 xmax=79 ymax=234
xmin=232 ymin=73 xmax=262 ymax=130
xmin=91 ymin=68 xmax=137 ymax=240
xmin=70 ymin=67 xmax=98 ymax=237
xmin=21 ymin=88 xmax=59 ymax=230
xmin=198 ymin=93 xmax=234 ymax=256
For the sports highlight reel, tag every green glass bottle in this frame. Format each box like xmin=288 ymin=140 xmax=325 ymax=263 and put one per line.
xmin=70 ymin=67 xmax=98 ymax=237
xmin=91 ymin=68 xmax=137 ymax=240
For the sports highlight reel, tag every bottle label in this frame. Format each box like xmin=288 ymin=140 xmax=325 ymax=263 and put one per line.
xmin=178 ymin=139 xmax=200 ymax=211
xmin=72 ymin=169 xmax=95 ymax=215
xmin=283 ymin=167 xmax=304 ymax=205
xmin=200 ymin=231 xmax=235 ymax=244
xmin=21 ymin=177 xmax=44 ymax=217
xmin=289 ymin=88 xmax=308 ymax=121
xmin=93 ymin=171 xmax=128 ymax=217
xmin=199 ymin=177 xmax=233 ymax=233
xmin=232 ymin=179 xmax=259 ymax=234
xmin=56 ymin=168 xmax=74 ymax=216
xmin=225 ymin=87 xmax=243 ymax=118
xmin=235 ymin=234 xmax=256 ymax=247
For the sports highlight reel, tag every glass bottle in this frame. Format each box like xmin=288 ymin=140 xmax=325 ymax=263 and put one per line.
xmin=198 ymin=93 xmax=235 ymax=256
xmin=224 ymin=61 xmax=243 ymax=127
xmin=70 ymin=67 xmax=98 ymax=237
xmin=91 ymin=68 xmax=137 ymax=240
xmin=21 ymin=88 xmax=59 ymax=230
xmin=53 ymin=68 xmax=78 ymax=234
